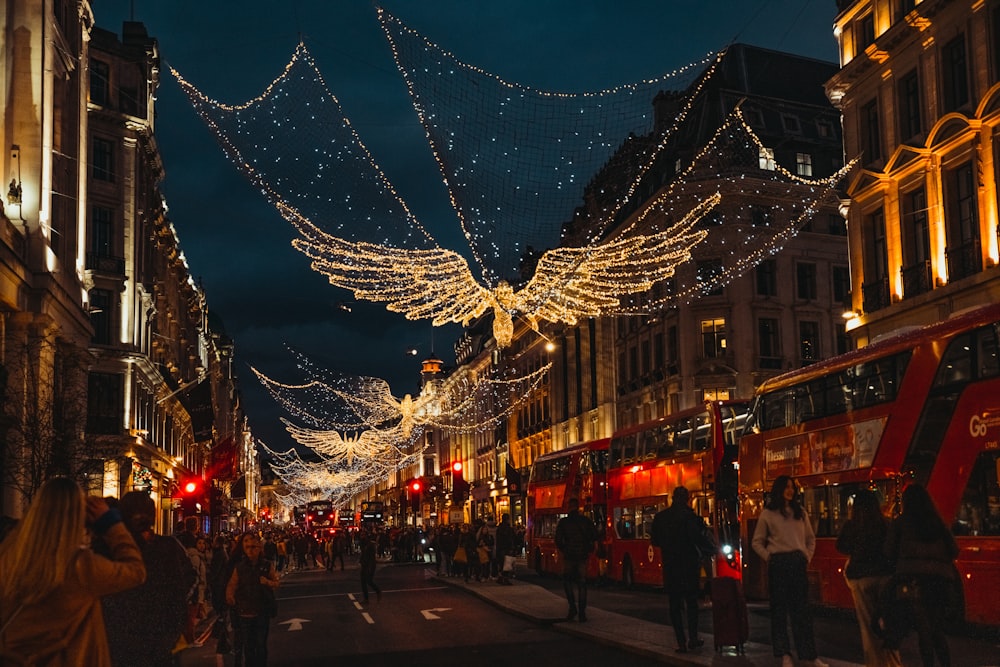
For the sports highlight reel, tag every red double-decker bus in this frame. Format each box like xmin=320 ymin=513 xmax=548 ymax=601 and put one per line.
xmin=739 ymin=302 xmax=1000 ymax=625
xmin=526 ymin=438 xmax=610 ymax=577
xmin=604 ymin=400 xmax=750 ymax=587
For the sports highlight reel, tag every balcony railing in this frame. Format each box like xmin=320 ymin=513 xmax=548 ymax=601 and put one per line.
xmin=758 ymin=356 xmax=783 ymax=370
xmin=86 ymin=252 xmax=125 ymax=275
xmin=862 ymin=276 xmax=891 ymax=313
xmin=945 ymin=239 xmax=982 ymax=282
xmin=900 ymin=259 xmax=932 ymax=300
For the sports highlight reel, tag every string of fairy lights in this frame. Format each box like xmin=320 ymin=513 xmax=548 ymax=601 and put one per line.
xmin=262 ymin=439 xmax=424 ymax=510
xmin=378 ymin=7 xmax=725 ymax=284
xmin=250 ymin=347 xmax=552 ymax=506
xmin=173 ymin=28 xmax=848 ymax=349
xmin=170 ymin=13 xmax=855 ymax=501
xmin=252 ymin=354 xmax=553 ymax=437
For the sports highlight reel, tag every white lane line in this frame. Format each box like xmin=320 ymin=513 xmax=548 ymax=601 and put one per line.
xmin=361 ymin=612 xmax=374 ymax=625
xmin=281 ymin=586 xmax=445 ymax=602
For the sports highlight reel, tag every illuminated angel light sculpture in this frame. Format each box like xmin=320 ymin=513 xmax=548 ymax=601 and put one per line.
xmin=174 ymin=12 xmax=851 ymax=348
xmin=261 ymin=438 xmax=423 ymax=507
xmin=251 ymin=351 xmax=553 ymax=436
xmin=172 ymin=26 xmax=726 ymax=348
xmin=279 ymin=196 xmax=716 ymax=348
xmin=280 ymin=421 xmax=387 ymax=466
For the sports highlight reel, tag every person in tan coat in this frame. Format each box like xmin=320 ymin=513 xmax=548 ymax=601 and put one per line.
xmin=0 ymin=477 xmax=146 ymax=665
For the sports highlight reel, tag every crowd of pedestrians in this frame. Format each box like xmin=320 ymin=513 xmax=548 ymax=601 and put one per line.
xmin=0 ymin=478 xmax=290 ymax=667
xmin=1 ymin=475 xmax=965 ymax=667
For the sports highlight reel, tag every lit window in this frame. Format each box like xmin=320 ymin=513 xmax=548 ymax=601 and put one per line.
xmin=701 ymin=318 xmax=727 ymax=358
xmin=796 ymin=153 xmax=813 ymax=177
xmin=759 ymin=147 xmax=775 ymax=171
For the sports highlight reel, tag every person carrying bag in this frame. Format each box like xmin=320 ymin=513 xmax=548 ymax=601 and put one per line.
xmin=881 ymin=483 xmax=963 ymax=667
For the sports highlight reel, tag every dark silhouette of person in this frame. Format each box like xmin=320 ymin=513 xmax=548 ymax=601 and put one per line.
xmin=555 ymin=497 xmax=598 ymax=621
xmin=226 ymin=533 xmax=279 ymax=667
xmin=359 ymin=532 xmax=382 ymax=603
xmin=884 ymin=483 xmax=961 ymax=667
xmin=651 ymin=486 xmax=710 ymax=653
xmin=100 ymin=491 xmax=195 ymax=667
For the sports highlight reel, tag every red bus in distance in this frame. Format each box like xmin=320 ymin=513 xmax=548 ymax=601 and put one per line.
xmin=605 ymin=400 xmax=749 ymax=587
xmin=526 ymin=438 xmax=610 ymax=578
xmin=739 ymin=302 xmax=1000 ymax=625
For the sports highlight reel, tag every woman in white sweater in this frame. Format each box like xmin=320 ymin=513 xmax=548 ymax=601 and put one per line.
xmin=751 ymin=475 xmax=828 ymax=667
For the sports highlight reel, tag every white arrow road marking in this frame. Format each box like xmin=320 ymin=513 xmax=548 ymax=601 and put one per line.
xmin=420 ymin=608 xmax=453 ymax=620
xmin=279 ymin=618 xmax=311 ymax=631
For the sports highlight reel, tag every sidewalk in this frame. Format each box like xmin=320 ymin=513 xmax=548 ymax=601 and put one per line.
xmin=435 ymin=571 xmax=863 ymax=667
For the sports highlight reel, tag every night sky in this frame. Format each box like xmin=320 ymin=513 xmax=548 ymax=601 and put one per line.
xmin=92 ymin=0 xmax=840 ymax=452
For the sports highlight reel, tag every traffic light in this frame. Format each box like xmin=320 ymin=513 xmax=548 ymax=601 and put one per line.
xmin=409 ymin=479 xmax=422 ymax=511
xmin=178 ymin=476 xmax=204 ymax=516
xmin=450 ymin=461 xmax=469 ymax=502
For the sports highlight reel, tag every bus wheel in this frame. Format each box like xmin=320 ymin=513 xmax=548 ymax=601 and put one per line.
xmin=533 ymin=548 xmax=544 ymax=575
xmin=622 ymin=557 xmax=634 ymax=588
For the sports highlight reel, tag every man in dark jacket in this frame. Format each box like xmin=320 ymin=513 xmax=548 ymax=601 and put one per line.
xmin=555 ymin=497 xmax=598 ymax=621
xmin=495 ymin=514 xmax=516 ymax=585
xmin=101 ymin=491 xmax=196 ymax=667
xmin=650 ymin=486 xmax=713 ymax=653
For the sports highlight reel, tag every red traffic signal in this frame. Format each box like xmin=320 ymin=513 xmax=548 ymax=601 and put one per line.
xmin=450 ymin=462 xmax=469 ymax=502
xmin=178 ymin=477 xmax=202 ymax=496
xmin=410 ymin=480 xmax=422 ymax=493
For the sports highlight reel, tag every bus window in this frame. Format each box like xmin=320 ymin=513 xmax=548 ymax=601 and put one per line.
xmin=640 ymin=505 xmax=657 ymax=540
xmin=794 ymin=384 xmax=817 ymax=423
xmin=802 ymin=482 xmax=899 ymax=537
xmin=534 ymin=514 xmax=561 ymax=539
xmin=801 ymin=485 xmax=831 ymax=537
xmin=692 ymin=413 xmax=711 ymax=451
xmin=674 ymin=418 xmax=693 ymax=454
xmin=979 ymin=324 xmax=1000 ymax=378
xmin=641 ymin=428 xmax=658 ymax=460
xmin=614 ymin=507 xmax=636 ymax=539
xmin=621 ymin=434 xmax=637 ymax=464
xmin=654 ymin=424 xmax=675 ymax=458
xmin=720 ymin=404 xmax=749 ymax=445
xmin=762 ymin=390 xmax=790 ymax=430
xmin=955 ymin=449 xmax=1000 ymax=536
xmin=848 ymin=352 xmax=909 ymax=409
xmin=935 ymin=324 xmax=1000 ymax=388
xmin=935 ymin=332 xmax=975 ymax=386
xmin=591 ymin=449 xmax=609 ymax=474
xmin=692 ymin=494 xmax=715 ymax=528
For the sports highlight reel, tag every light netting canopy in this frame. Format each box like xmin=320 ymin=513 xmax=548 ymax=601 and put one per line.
xmin=172 ymin=45 xmax=435 ymax=250
xmin=172 ymin=15 xmax=849 ymax=349
xmin=251 ymin=346 xmax=552 ymax=437
xmin=378 ymin=7 xmax=719 ymax=285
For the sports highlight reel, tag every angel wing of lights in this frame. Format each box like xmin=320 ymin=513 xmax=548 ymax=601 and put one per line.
xmin=253 ymin=349 xmax=553 ymax=435
xmin=280 ymin=419 xmax=415 ymax=466
xmin=171 ymin=35 xmax=726 ymax=347
xmin=173 ymin=20 xmax=849 ymax=346
xmin=279 ymin=194 xmax=716 ymax=348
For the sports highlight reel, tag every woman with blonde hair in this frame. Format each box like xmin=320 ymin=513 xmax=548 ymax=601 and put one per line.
xmin=0 ymin=477 xmax=146 ymax=665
